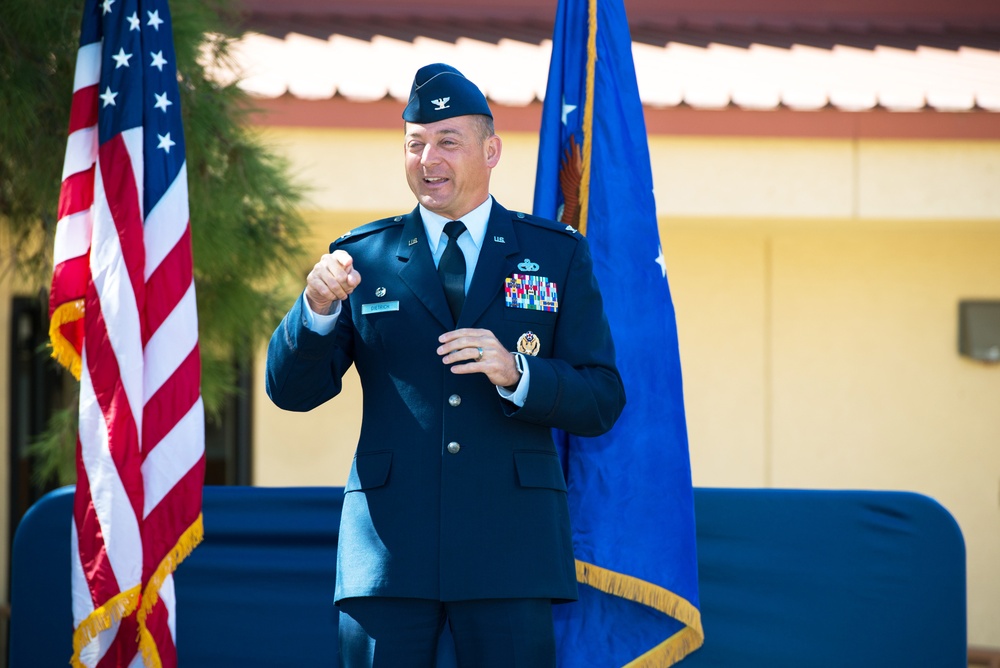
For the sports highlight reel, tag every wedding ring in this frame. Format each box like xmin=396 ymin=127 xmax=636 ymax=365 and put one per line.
xmin=476 ymin=347 xmax=484 ymax=362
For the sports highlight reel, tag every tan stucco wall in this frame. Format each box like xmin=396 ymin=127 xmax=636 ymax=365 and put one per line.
xmin=261 ymin=127 xmax=1000 ymax=221
xmin=664 ymin=223 xmax=1000 ymax=646
xmin=653 ymin=137 xmax=1000 ymax=221
xmin=143 ymin=127 xmax=1000 ymax=647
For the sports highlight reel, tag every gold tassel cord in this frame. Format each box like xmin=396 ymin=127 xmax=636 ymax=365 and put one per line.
xmin=578 ymin=0 xmax=598 ymax=235
xmin=48 ymin=299 xmax=85 ymax=380
xmin=138 ymin=622 xmax=164 ymax=668
xmin=576 ymin=559 xmax=705 ymax=667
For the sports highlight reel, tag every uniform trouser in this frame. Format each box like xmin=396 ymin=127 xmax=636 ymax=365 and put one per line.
xmin=337 ymin=596 xmax=557 ymax=668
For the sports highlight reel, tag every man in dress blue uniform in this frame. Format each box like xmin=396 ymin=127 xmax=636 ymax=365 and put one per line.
xmin=266 ymin=63 xmax=625 ymax=667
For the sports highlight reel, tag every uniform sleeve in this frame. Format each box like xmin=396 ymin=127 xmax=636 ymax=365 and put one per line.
xmin=301 ymin=291 xmax=342 ymax=334
xmin=505 ymin=234 xmax=626 ymax=436
xmin=265 ymin=292 xmax=356 ymax=412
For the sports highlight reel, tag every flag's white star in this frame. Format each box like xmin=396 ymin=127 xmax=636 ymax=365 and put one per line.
xmin=99 ymin=86 xmax=118 ymax=107
xmin=111 ymin=48 xmax=133 ymax=69
xmin=655 ymin=245 xmax=667 ymax=278
xmin=561 ymin=96 xmax=577 ymax=126
xmin=127 ymin=12 xmax=141 ymax=30
xmin=101 ymin=0 xmax=115 ymax=15
xmin=154 ymin=92 xmax=172 ymax=112
xmin=157 ymin=132 xmax=176 ymax=153
xmin=147 ymin=10 xmax=164 ymax=30
xmin=150 ymin=51 xmax=167 ymax=71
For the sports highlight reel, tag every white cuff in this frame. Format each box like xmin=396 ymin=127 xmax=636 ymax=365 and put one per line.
xmin=497 ymin=353 xmax=529 ymax=407
xmin=301 ymin=291 xmax=341 ymax=335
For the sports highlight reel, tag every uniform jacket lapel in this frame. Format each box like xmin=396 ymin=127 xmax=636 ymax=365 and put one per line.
xmin=395 ymin=207 xmax=455 ymax=330
xmin=460 ymin=201 xmax=520 ymax=327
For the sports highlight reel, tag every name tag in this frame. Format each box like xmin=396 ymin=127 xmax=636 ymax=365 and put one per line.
xmin=362 ymin=301 xmax=399 ymax=315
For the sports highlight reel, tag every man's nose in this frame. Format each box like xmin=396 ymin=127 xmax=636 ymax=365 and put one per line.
xmin=421 ymin=144 xmax=440 ymax=165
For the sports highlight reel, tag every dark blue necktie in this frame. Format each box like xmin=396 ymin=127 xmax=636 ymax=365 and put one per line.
xmin=438 ymin=221 xmax=467 ymax=321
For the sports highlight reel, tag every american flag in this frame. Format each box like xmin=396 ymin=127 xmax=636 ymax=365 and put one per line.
xmin=49 ymin=0 xmax=205 ymax=665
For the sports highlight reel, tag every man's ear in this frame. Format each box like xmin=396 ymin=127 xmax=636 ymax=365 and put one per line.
xmin=485 ymin=135 xmax=502 ymax=168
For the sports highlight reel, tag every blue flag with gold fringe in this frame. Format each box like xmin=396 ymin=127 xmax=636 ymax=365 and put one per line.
xmin=533 ymin=0 xmax=704 ymax=664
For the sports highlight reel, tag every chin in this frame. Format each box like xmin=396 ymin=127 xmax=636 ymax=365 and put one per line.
xmin=420 ymin=197 xmax=449 ymax=214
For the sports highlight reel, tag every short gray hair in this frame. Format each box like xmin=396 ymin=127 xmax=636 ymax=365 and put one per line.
xmin=473 ymin=115 xmax=495 ymax=142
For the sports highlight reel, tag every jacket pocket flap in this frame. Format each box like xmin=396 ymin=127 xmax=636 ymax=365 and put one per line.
xmin=345 ymin=450 xmax=392 ymax=492
xmin=514 ymin=450 xmax=567 ymax=491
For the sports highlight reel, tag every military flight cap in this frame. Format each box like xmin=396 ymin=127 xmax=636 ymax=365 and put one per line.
xmin=402 ymin=63 xmax=493 ymax=123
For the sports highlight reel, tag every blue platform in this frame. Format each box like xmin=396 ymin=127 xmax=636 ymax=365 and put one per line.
xmin=9 ymin=486 xmax=966 ymax=666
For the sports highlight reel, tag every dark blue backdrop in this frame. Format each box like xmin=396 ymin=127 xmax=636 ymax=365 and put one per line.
xmin=10 ymin=487 xmax=966 ymax=666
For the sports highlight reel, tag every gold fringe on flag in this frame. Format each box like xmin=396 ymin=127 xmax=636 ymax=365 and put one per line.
xmin=624 ymin=627 xmax=705 ymax=668
xmin=136 ymin=514 xmax=205 ymax=667
xmin=48 ymin=299 xmax=85 ymax=380
xmin=70 ymin=586 xmax=141 ymax=668
xmin=576 ymin=559 xmax=705 ymax=667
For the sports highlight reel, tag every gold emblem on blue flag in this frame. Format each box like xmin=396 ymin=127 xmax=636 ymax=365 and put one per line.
xmin=505 ymin=273 xmax=559 ymax=312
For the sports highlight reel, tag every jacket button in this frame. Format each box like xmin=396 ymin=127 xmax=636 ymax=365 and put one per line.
xmin=447 ymin=441 xmax=461 ymax=454
xmin=448 ymin=394 xmax=461 ymax=407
